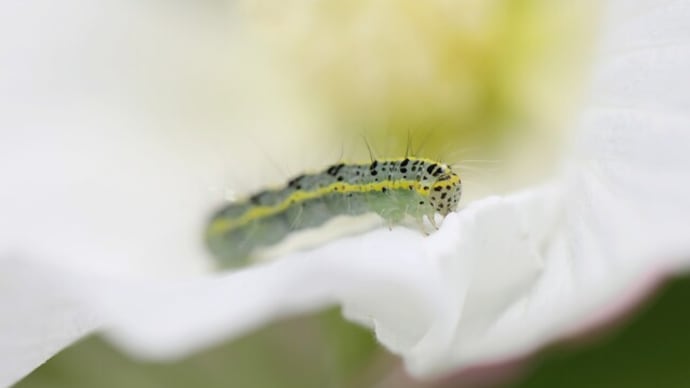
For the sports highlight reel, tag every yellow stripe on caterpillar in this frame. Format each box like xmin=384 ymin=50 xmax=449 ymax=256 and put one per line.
xmin=205 ymin=157 xmax=462 ymax=268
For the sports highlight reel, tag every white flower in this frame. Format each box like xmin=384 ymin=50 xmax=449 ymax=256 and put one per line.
xmin=1 ymin=0 xmax=690 ymax=386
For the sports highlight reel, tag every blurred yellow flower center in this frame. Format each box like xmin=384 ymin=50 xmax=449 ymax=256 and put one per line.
xmin=237 ymin=0 xmax=597 ymax=172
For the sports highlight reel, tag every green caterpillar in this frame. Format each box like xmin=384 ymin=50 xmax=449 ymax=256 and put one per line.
xmin=205 ymin=157 xmax=462 ymax=268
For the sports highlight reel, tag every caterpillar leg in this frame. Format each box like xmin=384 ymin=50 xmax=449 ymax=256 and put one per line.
xmin=415 ymin=216 xmax=430 ymax=236
xmin=426 ymin=214 xmax=439 ymax=230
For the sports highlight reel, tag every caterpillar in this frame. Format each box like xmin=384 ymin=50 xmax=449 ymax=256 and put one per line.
xmin=205 ymin=157 xmax=462 ymax=268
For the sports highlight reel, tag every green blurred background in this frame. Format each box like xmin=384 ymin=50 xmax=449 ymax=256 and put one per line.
xmin=18 ymin=274 xmax=690 ymax=388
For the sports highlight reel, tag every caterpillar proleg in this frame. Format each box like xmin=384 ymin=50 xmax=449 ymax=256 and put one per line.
xmin=206 ymin=157 xmax=462 ymax=268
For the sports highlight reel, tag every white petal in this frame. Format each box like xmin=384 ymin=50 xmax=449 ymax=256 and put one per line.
xmin=92 ymin=0 xmax=690 ymax=377
xmin=3 ymin=0 xmax=690 ymax=386
xmin=0 ymin=1 xmax=327 ymax=276
xmin=0 ymin=188 xmax=553 ymax=381
xmin=0 ymin=257 xmax=100 ymax=386
xmin=0 ymin=1 xmax=325 ymax=385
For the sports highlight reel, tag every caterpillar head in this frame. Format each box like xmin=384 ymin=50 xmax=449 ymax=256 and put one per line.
xmin=428 ymin=168 xmax=462 ymax=216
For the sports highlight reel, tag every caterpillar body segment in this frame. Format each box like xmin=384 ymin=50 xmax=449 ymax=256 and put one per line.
xmin=206 ymin=157 xmax=462 ymax=267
